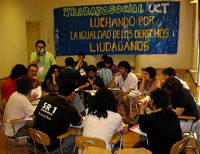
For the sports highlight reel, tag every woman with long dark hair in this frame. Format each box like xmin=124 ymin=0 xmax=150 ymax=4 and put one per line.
xmin=43 ymin=65 xmax=63 ymax=94
xmin=83 ymin=88 xmax=125 ymax=151
xmin=139 ymin=88 xmax=182 ymax=154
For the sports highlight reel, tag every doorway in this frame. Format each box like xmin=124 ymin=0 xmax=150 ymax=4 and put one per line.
xmin=26 ymin=22 xmax=40 ymax=64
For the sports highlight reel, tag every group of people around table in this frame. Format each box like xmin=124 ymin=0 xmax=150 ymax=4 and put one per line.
xmin=1 ymin=40 xmax=200 ymax=154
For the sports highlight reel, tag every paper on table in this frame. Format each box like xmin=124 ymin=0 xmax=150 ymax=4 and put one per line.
xmin=129 ymin=124 xmax=147 ymax=137
xmin=31 ymin=86 xmax=42 ymax=98
xmin=108 ymin=87 xmax=121 ymax=91
xmin=31 ymin=86 xmax=42 ymax=105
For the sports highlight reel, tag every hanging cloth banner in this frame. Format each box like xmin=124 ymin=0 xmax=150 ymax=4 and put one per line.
xmin=54 ymin=1 xmax=180 ymax=55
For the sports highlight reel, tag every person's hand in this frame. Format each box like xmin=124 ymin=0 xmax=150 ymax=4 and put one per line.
xmin=114 ymin=72 xmax=121 ymax=77
xmin=139 ymin=101 xmax=149 ymax=114
xmin=121 ymin=126 xmax=128 ymax=134
xmin=85 ymin=82 xmax=90 ymax=88
xmin=92 ymin=84 xmax=99 ymax=90
xmin=28 ymin=93 xmax=38 ymax=102
xmin=52 ymin=73 xmax=55 ymax=79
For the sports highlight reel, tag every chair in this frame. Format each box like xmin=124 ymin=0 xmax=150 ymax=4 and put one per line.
xmin=116 ymin=148 xmax=152 ymax=154
xmin=178 ymin=115 xmax=196 ymax=135
xmin=169 ymin=135 xmax=191 ymax=154
xmin=75 ymin=136 xmax=106 ymax=150
xmin=57 ymin=126 xmax=82 ymax=153
xmin=29 ymin=128 xmax=51 ymax=154
xmin=83 ymin=146 xmax=112 ymax=154
xmin=0 ymin=118 xmax=34 ymax=154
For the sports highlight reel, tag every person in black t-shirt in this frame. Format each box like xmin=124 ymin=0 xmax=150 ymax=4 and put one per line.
xmin=139 ymin=88 xmax=182 ymax=154
xmin=163 ymin=77 xmax=199 ymax=132
xmin=33 ymin=79 xmax=83 ymax=153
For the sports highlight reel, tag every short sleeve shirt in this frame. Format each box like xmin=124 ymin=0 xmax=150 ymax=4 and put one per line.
xmin=115 ymin=72 xmax=138 ymax=92
xmin=33 ymin=95 xmax=81 ymax=151
xmin=83 ymin=111 xmax=123 ymax=151
xmin=172 ymin=88 xmax=199 ymax=120
xmin=3 ymin=92 xmax=35 ymax=136
xmin=30 ymin=51 xmax=56 ymax=82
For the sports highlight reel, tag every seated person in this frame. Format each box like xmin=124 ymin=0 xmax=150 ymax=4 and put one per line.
xmin=74 ymin=52 xmax=88 ymax=74
xmin=27 ymin=64 xmax=40 ymax=89
xmin=1 ymin=64 xmax=27 ymax=107
xmin=139 ymin=88 xmax=182 ymax=154
xmin=83 ymin=88 xmax=126 ymax=151
xmin=62 ymin=57 xmax=85 ymax=113
xmin=78 ymin=65 xmax=104 ymax=91
xmin=62 ymin=57 xmax=81 ymax=87
xmin=163 ymin=77 xmax=199 ymax=132
xmin=43 ymin=65 xmax=63 ymax=95
xmin=96 ymin=61 xmax=113 ymax=87
xmin=139 ymin=67 xmax=161 ymax=93
xmin=104 ymin=56 xmax=119 ymax=75
xmin=3 ymin=78 xmax=35 ymax=137
xmin=162 ymin=67 xmax=189 ymax=89
xmin=78 ymin=65 xmax=104 ymax=105
xmin=33 ymin=79 xmax=83 ymax=153
xmin=110 ymin=61 xmax=138 ymax=124
xmin=101 ymin=54 xmax=108 ymax=62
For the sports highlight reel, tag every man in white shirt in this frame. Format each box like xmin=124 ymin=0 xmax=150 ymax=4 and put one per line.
xmin=110 ymin=61 xmax=138 ymax=124
xmin=3 ymin=78 xmax=35 ymax=137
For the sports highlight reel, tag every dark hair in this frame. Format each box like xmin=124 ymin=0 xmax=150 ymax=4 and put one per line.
xmin=163 ymin=77 xmax=183 ymax=94
xmin=104 ymin=57 xmax=113 ymax=67
xmin=150 ymin=88 xmax=176 ymax=118
xmin=35 ymin=40 xmax=46 ymax=47
xmin=86 ymin=65 xmax=97 ymax=75
xmin=144 ymin=67 xmax=157 ymax=79
xmin=10 ymin=64 xmax=27 ymax=79
xmin=58 ymin=79 xmax=75 ymax=96
xmin=101 ymin=54 xmax=108 ymax=61
xmin=65 ymin=57 xmax=74 ymax=67
xmin=78 ymin=52 xmax=85 ymax=58
xmin=162 ymin=67 xmax=176 ymax=77
xmin=43 ymin=65 xmax=63 ymax=90
xmin=17 ymin=78 xmax=33 ymax=94
xmin=88 ymin=88 xmax=117 ymax=118
xmin=28 ymin=64 xmax=38 ymax=71
xmin=96 ymin=61 xmax=105 ymax=69
xmin=118 ymin=61 xmax=131 ymax=73
xmin=151 ymin=88 xmax=170 ymax=109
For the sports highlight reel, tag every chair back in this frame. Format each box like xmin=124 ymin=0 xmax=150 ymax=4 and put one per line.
xmin=75 ymin=136 xmax=106 ymax=149
xmin=29 ymin=128 xmax=50 ymax=154
xmin=83 ymin=146 xmax=112 ymax=154
xmin=170 ymin=135 xmax=191 ymax=154
xmin=116 ymin=148 xmax=152 ymax=154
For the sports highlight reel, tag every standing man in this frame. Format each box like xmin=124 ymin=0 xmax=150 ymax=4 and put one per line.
xmin=110 ymin=61 xmax=138 ymax=124
xmin=30 ymin=40 xmax=56 ymax=87
xmin=33 ymin=79 xmax=83 ymax=153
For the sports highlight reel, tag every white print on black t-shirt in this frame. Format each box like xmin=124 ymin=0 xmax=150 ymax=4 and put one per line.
xmin=38 ymin=102 xmax=58 ymax=120
xmin=38 ymin=112 xmax=51 ymax=120
xmin=41 ymin=102 xmax=57 ymax=114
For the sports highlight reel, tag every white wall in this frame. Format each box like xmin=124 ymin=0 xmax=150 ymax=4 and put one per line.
xmin=0 ymin=0 xmax=197 ymax=78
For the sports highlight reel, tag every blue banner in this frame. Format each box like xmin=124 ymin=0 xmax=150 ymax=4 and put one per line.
xmin=54 ymin=1 xmax=180 ymax=55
